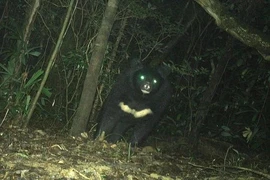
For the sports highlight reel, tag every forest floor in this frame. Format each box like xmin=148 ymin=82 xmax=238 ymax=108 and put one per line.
xmin=0 ymin=125 xmax=269 ymax=180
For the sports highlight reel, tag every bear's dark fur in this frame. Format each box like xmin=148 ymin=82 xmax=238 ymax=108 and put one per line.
xmin=94 ymin=60 xmax=171 ymax=145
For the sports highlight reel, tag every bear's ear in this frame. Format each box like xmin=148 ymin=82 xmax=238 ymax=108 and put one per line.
xmin=157 ymin=64 xmax=171 ymax=77
xmin=130 ymin=58 xmax=143 ymax=69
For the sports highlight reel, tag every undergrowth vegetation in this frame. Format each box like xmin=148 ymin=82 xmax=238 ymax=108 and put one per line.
xmin=0 ymin=0 xmax=269 ymax=153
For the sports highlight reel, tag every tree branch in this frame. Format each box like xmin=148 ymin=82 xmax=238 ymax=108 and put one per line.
xmin=195 ymin=0 xmax=270 ymax=60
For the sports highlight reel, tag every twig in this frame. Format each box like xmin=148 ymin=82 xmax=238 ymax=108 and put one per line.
xmin=213 ymin=165 xmax=270 ymax=179
xmin=223 ymin=145 xmax=233 ymax=170
xmin=188 ymin=162 xmax=231 ymax=175
xmin=0 ymin=108 xmax=9 ymax=127
xmin=72 ymin=167 xmax=102 ymax=180
xmin=188 ymin=162 xmax=270 ymax=179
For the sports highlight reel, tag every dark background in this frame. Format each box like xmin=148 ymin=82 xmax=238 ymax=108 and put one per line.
xmin=0 ymin=0 xmax=269 ymax=154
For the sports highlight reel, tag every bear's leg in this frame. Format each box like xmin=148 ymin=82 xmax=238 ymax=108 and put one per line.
xmin=130 ymin=118 xmax=158 ymax=145
xmin=106 ymin=120 xmax=133 ymax=143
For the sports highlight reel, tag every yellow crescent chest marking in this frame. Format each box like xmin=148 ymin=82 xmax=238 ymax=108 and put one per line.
xmin=118 ymin=102 xmax=153 ymax=118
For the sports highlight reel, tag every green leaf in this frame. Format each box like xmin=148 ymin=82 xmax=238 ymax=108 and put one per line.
xmin=7 ymin=60 xmax=15 ymax=75
xmin=41 ymin=97 xmax=46 ymax=106
xmin=221 ymin=125 xmax=230 ymax=131
xmin=252 ymin=113 xmax=258 ymax=122
xmin=221 ymin=131 xmax=231 ymax=137
xmin=0 ymin=63 xmax=11 ymax=74
xmin=241 ymin=68 xmax=248 ymax=77
xmin=236 ymin=58 xmax=243 ymax=67
xmin=42 ymin=87 xmax=52 ymax=98
xmin=176 ymin=114 xmax=181 ymax=121
xmin=25 ymin=95 xmax=31 ymax=112
xmin=242 ymin=127 xmax=253 ymax=142
xmin=29 ymin=51 xmax=41 ymax=57
xmin=24 ymin=69 xmax=44 ymax=88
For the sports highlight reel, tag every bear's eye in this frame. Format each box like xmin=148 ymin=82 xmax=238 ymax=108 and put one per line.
xmin=140 ymin=75 xmax=145 ymax=80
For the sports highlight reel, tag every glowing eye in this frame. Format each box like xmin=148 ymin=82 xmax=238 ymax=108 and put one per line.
xmin=140 ymin=75 xmax=145 ymax=80
xmin=153 ymin=79 xmax=157 ymax=84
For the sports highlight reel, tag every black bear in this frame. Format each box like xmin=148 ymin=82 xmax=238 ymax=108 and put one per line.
xmin=94 ymin=60 xmax=172 ymax=145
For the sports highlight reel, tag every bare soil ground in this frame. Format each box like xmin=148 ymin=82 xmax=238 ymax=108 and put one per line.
xmin=0 ymin=126 xmax=269 ymax=179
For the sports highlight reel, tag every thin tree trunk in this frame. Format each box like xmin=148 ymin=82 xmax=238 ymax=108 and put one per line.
xmin=23 ymin=0 xmax=76 ymax=127
xmin=70 ymin=0 xmax=119 ymax=136
xmin=16 ymin=0 xmax=41 ymax=78
xmin=189 ymin=38 xmax=233 ymax=153
xmin=89 ymin=15 xmax=127 ymax=123
xmin=11 ymin=0 xmax=41 ymax=125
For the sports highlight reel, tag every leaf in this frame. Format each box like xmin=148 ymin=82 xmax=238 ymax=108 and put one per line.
xmin=236 ymin=58 xmax=243 ymax=67
xmin=221 ymin=125 xmax=230 ymax=131
xmin=0 ymin=63 xmax=11 ymax=74
xmin=24 ymin=69 xmax=44 ymax=88
xmin=25 ymin=95 xmax=31 ymax=112
xmin=221 ymin=131 xmax=231 ymax=137
xmin=176 ymin=114 xmax=181 ymax=121
xmin=42 ymin=87 xmax=52 ymax=98
xmin=41 ymin=97 xmax=46 ymax=106
xmin=242 ymin=127 xmax=252 ymax=142
xmin=252 ymin=113 xmax=258 ymax=122
xmin=7 ymin=60 xmax=15 ymax=75
xmin=29 ymin=51 xmax=41 ymax=57
xmin=241 ymin=68 xmax=248 ymax=77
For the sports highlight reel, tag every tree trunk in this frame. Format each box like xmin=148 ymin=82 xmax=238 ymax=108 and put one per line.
xmin=70 ymin=0 xmax=119 ymax=136
xmin=190 ymin=38 xmax=233 ymax=153
xmin=89 ymin=15 xmax=127 ymax=123
xmin=195 ymin=0 xmax=270 ymax=60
